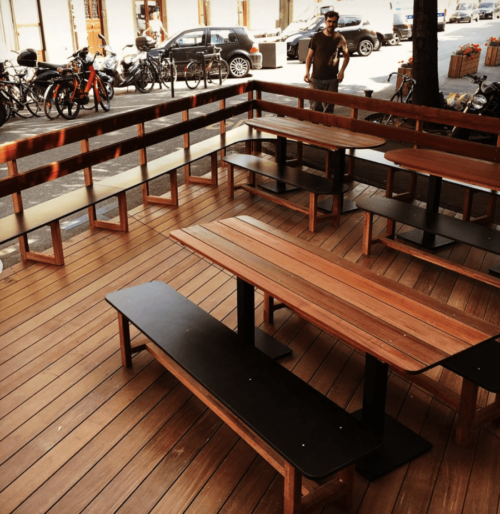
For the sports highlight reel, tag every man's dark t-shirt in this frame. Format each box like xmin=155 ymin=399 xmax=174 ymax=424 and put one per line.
xmin=308 ymin=32 xmax=346 ymax=80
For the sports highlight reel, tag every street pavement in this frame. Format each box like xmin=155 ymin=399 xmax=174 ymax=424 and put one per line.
xmin=1 ymin=18 xmax=500 ymax=268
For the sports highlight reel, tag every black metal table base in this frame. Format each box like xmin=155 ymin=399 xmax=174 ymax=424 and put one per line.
xmin=489 ymin=263 xmax=500 ymax=278
xmin=236 ymin=327 xmax=292 ymax=360
xmin=352 ymin=411 xmax=432 ymax=481
xmin=317 ymin=197 xmax=357 ymax=214
xmin=397 ymin=229 xmax=455 ymax=250
xmin=259 ymin=181 xmax=299 ymax=194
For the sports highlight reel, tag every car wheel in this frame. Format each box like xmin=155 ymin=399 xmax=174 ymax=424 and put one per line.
xmin=357 ymin=39 xmax=373 ymax=57
xmin=228 ymin=56 xmax=250 ymax=78
xmin=388 ymin=32 xmax=400 ymax=46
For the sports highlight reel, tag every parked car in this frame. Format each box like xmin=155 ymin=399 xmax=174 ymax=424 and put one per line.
xmin=449 ymin=3 xmax=480 ymax=22
xmin=478 ymin=1 xmax=500 ymax=18
xmin=388 ymin=13 xmax=412 ymax=45
xmin=151 ymin=26 xmax=262 ymax=78
xmin=285 ymin=14 xmax=378 ymax=59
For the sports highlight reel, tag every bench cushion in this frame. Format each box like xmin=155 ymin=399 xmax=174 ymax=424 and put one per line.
xmin=105 ymin=281 xmax=380 ymax=480
xmin=357 ymin=196 xmax=500 ymax=256
xmin=224 ymin=154 xmax=337 ymax=195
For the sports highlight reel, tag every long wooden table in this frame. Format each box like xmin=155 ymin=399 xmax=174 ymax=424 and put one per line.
xmin=246 ymin=117 xmax=385 ymax=212
xmin=170 ymin=216 xmax=500 ymax=480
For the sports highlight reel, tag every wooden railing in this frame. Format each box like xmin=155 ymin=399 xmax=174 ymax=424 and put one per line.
xmin=1 ymin=79 xmax=500 ymax=209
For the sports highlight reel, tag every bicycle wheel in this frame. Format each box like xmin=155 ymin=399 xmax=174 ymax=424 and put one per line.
xmin=0 ymin=101 xmax=7 ymax=127
xmin=54 ymin=83 xmax=81 ymax=120
xmin=185 ymin=62 xmax=201 ymax=90
xmin=0 ymin=90 xmax=12 ymax=121
xmin=95 ymin=79 xmax=110 ymax=112
xmin=208 ymin=59 xmax=229 ymax=84
xmin=159 ymin=59 xmax=177 ymax=88
xmin=134 ymin=61 xmax=155 ymax=94
xmin=43 ymin=83 xmax=59 ymax=119
xmin=25 ymin=85 xmax=44 ymax=117
xmin=10 ymin=84 xmax=33 ymax=118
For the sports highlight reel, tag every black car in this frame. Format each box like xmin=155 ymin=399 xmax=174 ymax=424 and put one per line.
xmin=479 ymin=1 xmax=500 ymax=18
xmin=388 ymin=13 xmax=412 ymax=46
xmin=151 ymin=26 xmax=262 ymax=78
xmin=285 ymin=15 xmax=378 ymax=59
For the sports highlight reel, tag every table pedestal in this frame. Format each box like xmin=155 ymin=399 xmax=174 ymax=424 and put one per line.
xmin=398 ymin=176 xmax=454 ymax=250
xmin=258 ymin=135 xmax=299 ymax=194
xmin=353 ymin=354 xmax=431 ymax=481
xmin=237 ymin=278 xmax=292 ymax=360
xmin=489 ymin=263 xmax=500 ymax=278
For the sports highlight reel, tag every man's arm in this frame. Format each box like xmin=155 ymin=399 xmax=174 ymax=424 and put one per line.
xmin=337 ymin=37 xmax=349 ymax=83
xmin=304 ymin=48 xmax=314 ymax=83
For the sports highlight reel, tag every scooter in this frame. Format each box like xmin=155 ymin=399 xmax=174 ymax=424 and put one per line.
xmin=96 ymin=33 xmax=144 ymax=89
xmin=451 ymin=73 xmax=500 ymax=141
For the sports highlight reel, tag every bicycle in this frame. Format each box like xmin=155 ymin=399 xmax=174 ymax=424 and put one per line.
xmin=364 ymin=72 xmax=416 ymax=127
xmin=134 ymin=44 xmax=177 ymax=94
xmin=51 ymin=48 xmax=110 ymax=120
xmin=184 ymin=45 xmax=229 ymax=90
xmin=0 ymin=60 xmax=43 ymax=119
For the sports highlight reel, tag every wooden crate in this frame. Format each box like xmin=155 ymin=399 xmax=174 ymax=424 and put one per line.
xmin=448 ymin=54 xmax=480 ymax=78
xmin=485 ymin=45 xmax=500 ymax=66
xmin=396 ymin=67 xmax=413 ymax=97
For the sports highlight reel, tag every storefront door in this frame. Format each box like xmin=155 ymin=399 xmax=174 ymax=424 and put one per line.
xmin=85 ymin=0 xmax=102 ymax=54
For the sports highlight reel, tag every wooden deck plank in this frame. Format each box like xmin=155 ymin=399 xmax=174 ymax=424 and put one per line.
xmin=0 ymin=159 xmax=499 ymax=514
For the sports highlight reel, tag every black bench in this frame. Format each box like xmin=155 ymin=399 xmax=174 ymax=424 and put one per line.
xmin=357 ymin=196 xmax=500 ymax=286
xmin=349 ymin=148 xmax=498 ymax=224
xmin=0 ymin=126 xmax=276 ymax=266
xmin=223 ymin=153 xmax=344 ymax=232
xmin=105 ymin=281 xmax=380 ymax=513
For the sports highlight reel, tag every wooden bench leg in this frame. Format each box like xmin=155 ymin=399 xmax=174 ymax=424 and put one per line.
xmin=227 ymin=163 xmax=234 ymax=199
xmin=284 ymin=463 xmax=302 ymax=514
xmin=386 ymin=168 xmax=395 ymax=198
xmin=19 ymin=221 xmax=65 ymax=266
xmin=462 ymin=187 xmax=474 ymax=222
xmin=264 ymin=293 xmax=274 ymax=323
xmin=309 ymin=193 xmax=317 ymax=232
xmin=455 ymin=379 xmax=479 ymax=446
xmin=90 ymin=192 xmax=130 ymax=232
xmin=362 ymin=211 xmax=373 ymax=256
xmin=141 ymin=172 xmax=178 ymax=207
xmin=332 ymin=195 xmax=341 ymax=227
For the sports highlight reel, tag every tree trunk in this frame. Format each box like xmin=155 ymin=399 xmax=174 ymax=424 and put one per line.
xmin=412 ymin=0 xmax=440 ymax=107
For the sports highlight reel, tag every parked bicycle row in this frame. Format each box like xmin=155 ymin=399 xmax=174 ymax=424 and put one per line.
xmin=0 ymin=34 xmax=232 ymax=127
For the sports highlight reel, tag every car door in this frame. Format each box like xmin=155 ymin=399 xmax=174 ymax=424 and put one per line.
xmin=208 ymin=28 xmax=239 ymax=63
xmin=337 ymin=15 xmax=361 ymax=52
xmin=170 ymin=28 xmax=207 ymax=70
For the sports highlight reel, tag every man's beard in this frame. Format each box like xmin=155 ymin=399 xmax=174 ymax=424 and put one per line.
xmin=326 ymin=26 xmax=334 ymax=35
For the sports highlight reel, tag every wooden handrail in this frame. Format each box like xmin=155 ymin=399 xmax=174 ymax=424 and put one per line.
xmin=253 ymin=80 xmax=500 ymax=135
xmin=0 ymin=101 xmax=252 ymax=197
xmin=0 ymin=82 xmax=253 ymax=163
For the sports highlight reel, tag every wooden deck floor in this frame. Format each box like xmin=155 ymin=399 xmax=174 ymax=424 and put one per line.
xmin=1 ymin=158 xmax=500 ymax=514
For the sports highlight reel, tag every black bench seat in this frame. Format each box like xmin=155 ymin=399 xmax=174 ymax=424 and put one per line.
xmin=357 ymin=196 xmax=500 ymax=287
xmin=224 ymin=153 xmax=343 ymax=232
xmin=0 ymin=126 xmax=276 ymax=266
xmin=105 ymin=281 xmax=380 ymax=513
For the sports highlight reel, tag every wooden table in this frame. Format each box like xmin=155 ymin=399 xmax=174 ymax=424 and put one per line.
xmin=385 ymin=148 xmax=500 ymax=251
xmin=246 ymin=117 xmax=385 ymax=212
xmin=171 ymin=216 xmax=500 ymax=479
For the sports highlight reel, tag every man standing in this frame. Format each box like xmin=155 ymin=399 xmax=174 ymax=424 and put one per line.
xmin=304 ymin=11 xmax=349 ymax=113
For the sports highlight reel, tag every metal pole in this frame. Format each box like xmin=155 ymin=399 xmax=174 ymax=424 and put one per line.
xmin=169 ymin=50 xmax=175 ymax=98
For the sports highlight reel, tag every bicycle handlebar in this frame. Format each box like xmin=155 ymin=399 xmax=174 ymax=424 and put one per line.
xmin=387 ymin=72 xmax=416 ymax=85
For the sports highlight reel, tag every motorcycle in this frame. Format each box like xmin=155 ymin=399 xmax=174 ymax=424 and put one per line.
xmin=96 ymin=33 xmax=144 ymax=90
xmin=451 ymin=73 xmax=500 ymax=141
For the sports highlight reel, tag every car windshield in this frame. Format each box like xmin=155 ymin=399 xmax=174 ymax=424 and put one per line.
xmin=305 ymin=16 xmax=323 ymax=30
xmin=479 ymin=2 xmax=493 ymax=6
xmin=457 ymin=3 xmax=473 ymax=9
xmin=157 ymin=30 xmax=183 ymax=48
